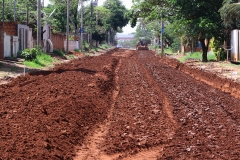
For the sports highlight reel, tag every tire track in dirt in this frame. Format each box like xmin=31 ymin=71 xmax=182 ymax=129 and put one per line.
xmin=135 ymin=59 xmax=177 ymax=129
xmin=137 ymin=50 xmax=240 ymax=159
xmin=74 ymin=58 xmax=122 ymax=160
xmin=102 ymin=51 xmax=176 ymax=159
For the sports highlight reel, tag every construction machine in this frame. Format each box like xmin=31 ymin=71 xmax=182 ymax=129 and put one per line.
xmin=136 ymin=40 xmax=149 ymax=50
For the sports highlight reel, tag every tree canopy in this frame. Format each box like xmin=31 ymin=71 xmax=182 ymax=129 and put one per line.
xmin=0 ymin=0 xmax=129 ymax=46
xmin=219 ymin=0 xmax=240 ymax=29
xmin=129 ymin=0 xmax=226 ymax=62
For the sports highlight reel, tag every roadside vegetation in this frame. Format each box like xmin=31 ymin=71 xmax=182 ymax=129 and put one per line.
xmin=127 ymin=0 xmax=239 ymax=62
xmin=21 ymin=48 xmax=56 ymax=68
xmin=178 ymin=52 xmax=216 ymax=62
xmin=20 ymin=42 xmax=111 ymax=69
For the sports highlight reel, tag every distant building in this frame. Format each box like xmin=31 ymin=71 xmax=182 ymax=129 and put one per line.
xmin=116 ymin=34 xmax=135 ymax=41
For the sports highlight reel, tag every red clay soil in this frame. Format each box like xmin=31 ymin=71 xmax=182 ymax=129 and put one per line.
xmin=0 ymin=54 xmax=119 ymax=159
xmin=0 ymin=48 xmax=240 ymax=159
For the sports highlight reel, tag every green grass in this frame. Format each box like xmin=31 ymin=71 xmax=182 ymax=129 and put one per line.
xmin=178 ymin=52 xmax=216 ymax=62
xmin=164 ymin=48 xmax=174 ymax=54
xmin=100 ymin=44 xmax=110 ymax=49
xmin=91 ymin=47 xmax=98 ymax=52
xmin=68 ymin=55 xmax=75 ymax=59
xmin=74 ymin=49 xmax=81 ymax=52
xmin=23 ymin=53 xmax=55 ymax=68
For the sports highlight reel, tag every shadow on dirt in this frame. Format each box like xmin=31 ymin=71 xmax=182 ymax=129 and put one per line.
xmin=28 ymin=68 xmax=97 ymax=76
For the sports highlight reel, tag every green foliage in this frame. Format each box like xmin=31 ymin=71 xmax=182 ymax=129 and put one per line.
xmin=210 ymin=38 xmax=226 ymax=61
xmin=83 ymin=40 xmax=90 ymax=52
xmin=91 ymin=47 xmax=98 ymax=52
xmin=103 ymin=0 xmax=129 ymax=31
xmin=53 ymin=49 xmax=65 ymax=57
xmin=129 ymin=0 xmax=225 ymax=62
xmin=213 ymin=48 xmax=227 ymax=61
xmin=219 ymin=0 xmax=240 ymax=28
xmin=0 ymin=0 xmax=37 ymax=24
xmin=169 ymin=37 xmax=181 ymax=53
xmin=68 ymin=55 xmax=75 ymax=59
xmin=100 ymin=43 xmax=110 ymax=49
xmin=69 ymin=35 xmax=75 ymax=40
xmin=23 ymin=53 xmax=54 ymax=68
xmin=164 ymin=48 xmax=173 ymax=54
xmin=21 ymin=48 xmax=41 ymax=60
xmin=179 ymin=52 xmax=216 ymax=62
xmin=74 ymin=49 xmax=81 ymax=52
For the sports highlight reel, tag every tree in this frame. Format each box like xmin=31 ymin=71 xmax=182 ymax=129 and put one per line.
xmin=0 ymin=0 xmax=37 ymax=24
xmin=45 ymin=0 xmax=85 ymax=33
xmin=172 ymin=0 xmax=225 ymax=61
xmin=129 ymin=0 xmax=226 ymax=61
xmin=219 ymin=0 xmax=240 ymax=29
xmin=103 ymin=0 xmax=129 ymax=32
xmin=92 ymin=6 xmax=111 ymax=46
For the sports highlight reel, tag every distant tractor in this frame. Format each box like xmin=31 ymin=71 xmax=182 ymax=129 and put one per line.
xmin=136 ymin=39 xmax=149 ymax=50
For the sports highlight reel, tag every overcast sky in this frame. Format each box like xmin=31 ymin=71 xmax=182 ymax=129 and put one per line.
xmin=44 ymin=0 xmax=136 ymax=34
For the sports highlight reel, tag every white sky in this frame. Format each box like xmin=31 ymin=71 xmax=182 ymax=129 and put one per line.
xmin=44 ymin=0 xmax=136 ymax=34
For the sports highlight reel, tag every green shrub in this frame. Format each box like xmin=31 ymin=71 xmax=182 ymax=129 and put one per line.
xmin=101 ymin=43 xmax=109 ymax=49
xmin=69 ymin=35 xmax=74 ymax=40
xmin=171 ymin=38 xmax=181 ymax=53
xmin=74 ymin=49 xmax=81 ymax=52
xmin=21 ymin=48 xmax=39 ymax=60
xmin=53 ymin=49 xmax=65 ymax=56
xmin=83 ymin=40 xmax=90 ymax=51
xmin=214 ymin=48 xmax=226 ymax=61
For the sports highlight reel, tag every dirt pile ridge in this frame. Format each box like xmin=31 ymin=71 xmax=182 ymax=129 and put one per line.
xmin=160 ymin=56 xmax=240 ymax=99
xmin=0 ymin=54 xmax=119 ymax=159
xmin=138 ymin=50 xmax=240 ymax=159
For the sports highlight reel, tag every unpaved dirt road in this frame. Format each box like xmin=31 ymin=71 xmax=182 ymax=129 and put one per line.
xmin=0 ymin=48 xmax=240 ymax=159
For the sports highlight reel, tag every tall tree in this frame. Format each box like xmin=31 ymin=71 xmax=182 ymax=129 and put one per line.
xmin=92 ymin=6 xmax=111 ymax=46
xmin=103 ymin=0 xmax=129 ymax=32
xmin=129 ymin=0 xmax=225 ymax=61
xmin=219 ymin=0 xmax=240 ymax=29
xmin=0 ymin=0 xmax=37 ymax=24
xmin=172 ymin=0 xmax=225 ymax=61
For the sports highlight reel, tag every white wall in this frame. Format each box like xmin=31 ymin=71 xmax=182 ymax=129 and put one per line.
xmin=4 ymin=33 xmax=11 ymax=57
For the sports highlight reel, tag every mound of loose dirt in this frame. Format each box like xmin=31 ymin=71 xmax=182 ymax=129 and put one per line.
xmin=0 ymin=52 xmax=119 ymax=159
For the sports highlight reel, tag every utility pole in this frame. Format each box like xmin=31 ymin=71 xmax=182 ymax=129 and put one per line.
xmin=161 ymin=12 xmax=164 ymax=55
xmin=66 ymin=0 xmax=69 ymax=53
xmin=90 ymin=0 xmax=93 ymax=50
xmin=80 ymin=0 xmax=83 ymax=52
xmin=37 ymin=0 xmax=41 ymax=46
xmin=2 ymin=0 xmax=4 ymax=32
xmin=14 ymin=0 xmax=16 ymax=22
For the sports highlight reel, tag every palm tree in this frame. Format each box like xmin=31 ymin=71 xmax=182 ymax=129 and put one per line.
xmin=220 ymin=0 xmax=240 ymax=28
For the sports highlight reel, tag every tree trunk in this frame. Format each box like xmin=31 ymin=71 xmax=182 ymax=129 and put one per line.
xmin=181 ymin=44 xmax=185 ymax=55
xmin=191 ymin=37 xmax=197 ymax=53
xmin=199 ymin=38 xmax=209 ymax=62
xmin=74 ymin=11 xmax=78 ymax=34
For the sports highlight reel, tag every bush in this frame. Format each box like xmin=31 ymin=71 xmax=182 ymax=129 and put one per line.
xmin=101 ymin=43 xmax=109 ymax=49
xmin=53 ymin=49 xmax=65 ymax=56
xmin=214 ymin=48 xmax=226 ymax=61
xmin=21 ymin=48 xmax=39 ymax=60
xmin=83 ymin=40 xmax=90 ymax=51
xmin=74 ymin=49 xmax=81 ymax=52
xmin=171 ymin=38 xmax=181 ymax=53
